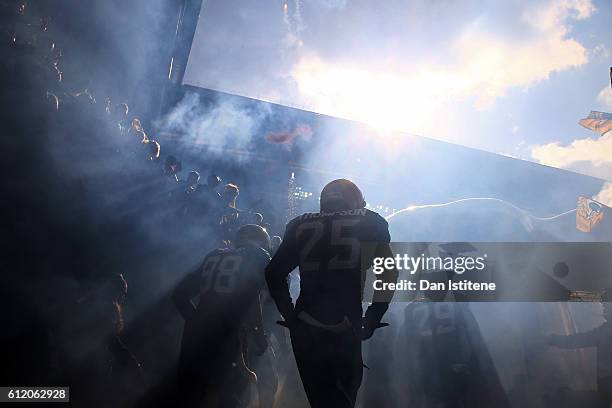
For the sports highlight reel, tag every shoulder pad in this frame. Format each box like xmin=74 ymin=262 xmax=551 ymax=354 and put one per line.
xmin=285 ymin=214 xmax=308 ymax=231
xmin=238 ymin=244 xmax=271 ymax=261
xmin=290 ymin=212 xmax=314 ymax=223
xmin=366 ymin=209 xmax=388 ymax=224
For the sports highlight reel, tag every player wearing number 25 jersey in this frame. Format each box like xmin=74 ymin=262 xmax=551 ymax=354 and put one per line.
xmin=266 ymin=179 xmax=398 ymax=408
xmin=173 ymin=224 xmax=271 ymax=408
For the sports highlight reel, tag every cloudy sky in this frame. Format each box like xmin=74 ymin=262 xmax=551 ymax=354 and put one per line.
xmin=184 ymin=0 xmax=612 ymax=181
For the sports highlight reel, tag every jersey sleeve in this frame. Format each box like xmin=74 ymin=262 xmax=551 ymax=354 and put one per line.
xmin=371 ymin=212 xmax=391 ymax=244
xmin=365 ymin=212 xmax=397 ymax=323
xmin=172 ymin=265 xmax=203 ymax=320
xmin=172 ymin=249 xmax=224 ymax=319
xmin=243 ymin=282 xmax=268 ymax=356
xmin=265 ymin=219 xmax=300 ymax=323
xmin=250 ymin=246 xmax=272 ymax=290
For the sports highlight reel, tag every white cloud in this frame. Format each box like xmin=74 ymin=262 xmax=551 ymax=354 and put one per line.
xmin=457 ymin=0 xmax=595 ymax=107
xmin=522 ymin=0 xmax=595 ymax=29
xmin=597 ymin=86 xmax=612 ymax=110
xmin=185 ymin=0 xmax=601 ymax=154
xmin=530 ymin=133 xmax=612 ymax=179
xmin=594 ymin=181 xmax=612 ymax=206
xmin=530 ymin=75 xmax=611 ymax=180
xmin=289 ymin=0 xmax=596 ymax=131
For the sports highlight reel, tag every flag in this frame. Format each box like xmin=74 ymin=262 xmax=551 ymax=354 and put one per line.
xmin=578 ymin=111 xmax=612 ymax=136
xmin=576 ymin=196 xmax=605 ymax=233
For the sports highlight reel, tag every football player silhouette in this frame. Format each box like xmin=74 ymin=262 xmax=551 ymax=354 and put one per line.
xmin=266 ymin=179 xmax=397 ymax=408
xmin=173 ymin=224 xmax=271 ymax=407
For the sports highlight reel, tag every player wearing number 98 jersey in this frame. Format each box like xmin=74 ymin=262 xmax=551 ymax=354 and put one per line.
xmin=173 ymin=224 xmax=272 ymax=408
xmin=266 ymin=179 xmax=398 ymax=408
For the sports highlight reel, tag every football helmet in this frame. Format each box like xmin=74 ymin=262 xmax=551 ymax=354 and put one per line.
xmin=320 ymin=179 xmax=366 ymax=212
xmin=236 ymin=224 xmax=271 ymax=252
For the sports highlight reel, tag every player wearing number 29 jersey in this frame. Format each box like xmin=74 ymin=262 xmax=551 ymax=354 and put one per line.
xmin=266 ymin=179 xmax=398 ymax=408
xmin=173 ymin=224 xmax=271 ymax=407
xmin=396 ymin=274 xmax=509 ymax=408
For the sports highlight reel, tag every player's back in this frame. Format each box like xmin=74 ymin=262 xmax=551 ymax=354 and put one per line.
xmin=285 ymin=208 xmax=389 ymax=324
xmin=194 ymin=246 xmax=268 ymax=325
xmin=401 ymin=301 xmax=469 ymax=363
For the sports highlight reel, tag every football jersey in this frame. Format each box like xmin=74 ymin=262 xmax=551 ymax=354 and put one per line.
xmin=195 ymin=245 xmax=270 ymax=318
xmin=402 ymin=301 xmax=472 ymax=371
xmin=397 ymin=301 xmax=509 ymax=408
xmin=267 ymin=208 xmax=390 ymax=324
xmin=175 ymin=245 xmax=271 ymax=402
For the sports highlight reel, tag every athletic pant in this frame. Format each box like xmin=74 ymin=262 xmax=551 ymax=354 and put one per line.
xmin=290 ymin=321 xmax=363 ymax=408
